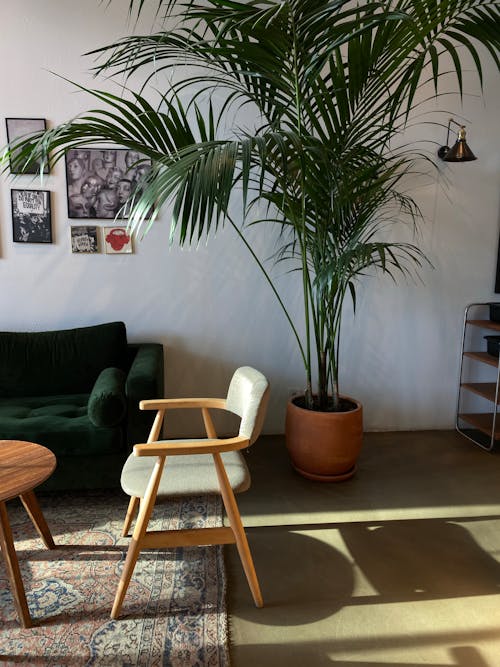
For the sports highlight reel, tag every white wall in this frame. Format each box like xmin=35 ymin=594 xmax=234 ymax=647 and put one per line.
xmin=1 ymin=1 xmax=499 ymax=436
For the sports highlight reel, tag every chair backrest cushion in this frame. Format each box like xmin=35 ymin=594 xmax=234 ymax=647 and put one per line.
xmin=0 ymin=321 xmax=128 ymax=397
xmin=225 ymin=366 xmax=270 ymax=444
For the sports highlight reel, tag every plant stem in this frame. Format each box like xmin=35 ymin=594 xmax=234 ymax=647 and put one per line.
xmin=291 ymin=13 xmax=314 ymax=409
xmin=227 ymin=214 xmax=307 ymax=371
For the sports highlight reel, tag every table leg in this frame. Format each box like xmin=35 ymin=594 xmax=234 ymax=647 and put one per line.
xmin=0 ymin=501 xmax=32 ymax=628
xmin=20 ymin=491 xmax=55 ymax=550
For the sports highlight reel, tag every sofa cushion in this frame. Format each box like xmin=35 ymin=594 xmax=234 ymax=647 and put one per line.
xmin=0 ymin=322 xmax=128 ymax=398
xmin=0 ymin=394 xmax=124 ymax=456
xmin=88 ymin=367 xmax=127 ymax=428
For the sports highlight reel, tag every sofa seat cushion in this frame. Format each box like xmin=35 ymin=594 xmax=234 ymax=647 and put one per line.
xmin=0 ymin=394 xmax=124 ymax=457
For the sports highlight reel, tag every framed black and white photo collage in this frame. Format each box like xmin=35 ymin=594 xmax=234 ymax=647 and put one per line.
xmin=4 ymin=117 xmax=151 ymax=255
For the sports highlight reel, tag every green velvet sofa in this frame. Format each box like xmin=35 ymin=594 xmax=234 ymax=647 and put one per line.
xmin=0 ymin=321 xmax=164 ymax=491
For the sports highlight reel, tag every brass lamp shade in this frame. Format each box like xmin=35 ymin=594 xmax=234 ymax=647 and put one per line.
xmin=438 ymin=120 xmax=477 ymax=162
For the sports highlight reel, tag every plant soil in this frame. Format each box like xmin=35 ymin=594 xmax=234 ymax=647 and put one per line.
xmin=292 ymin=395 xmax=358 ymax=413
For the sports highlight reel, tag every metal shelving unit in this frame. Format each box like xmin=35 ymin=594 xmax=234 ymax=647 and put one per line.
xmin=456 ymin=302 xmax=500 ymax=451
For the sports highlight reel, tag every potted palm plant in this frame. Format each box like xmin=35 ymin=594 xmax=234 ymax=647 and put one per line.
xmin=5 ymin=0 xmax=499 ymax=480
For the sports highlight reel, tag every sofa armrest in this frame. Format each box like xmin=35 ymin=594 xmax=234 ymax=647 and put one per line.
xmin=125 ymin=343 xmax=164 ymax=448
xmin=88 ymin=367 xmax=127 ymax=427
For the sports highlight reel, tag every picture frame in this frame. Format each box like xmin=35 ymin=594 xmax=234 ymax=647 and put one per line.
xmin=65 ymin=147 xmax=152 ymax=220
xmin=70 ymin=226 xmax=100 ymax=254
xmin=5 ymin=118 xmax=49 ymax=175
xmin=11 ymin=189 xmax=52 ymax=244
xmin=104 ymin=226 xmax=133 ymax=254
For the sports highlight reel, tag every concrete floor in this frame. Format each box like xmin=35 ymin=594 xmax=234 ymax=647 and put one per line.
xmin=226 ymin=431 xmax=500 ymax=667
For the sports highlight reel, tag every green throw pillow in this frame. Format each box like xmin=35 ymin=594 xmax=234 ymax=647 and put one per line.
xmin=88 ymin=367 xmax=127 ymax=428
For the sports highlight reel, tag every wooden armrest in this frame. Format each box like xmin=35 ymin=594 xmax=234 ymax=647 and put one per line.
xmin=133 ymin=435 xmax=249 ymax=456
xmin=139 ymin=397 xmax=226 ymax=411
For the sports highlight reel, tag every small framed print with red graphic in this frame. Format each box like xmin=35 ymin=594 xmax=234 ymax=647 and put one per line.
xmin=104 ymin=226 xmax=133 ymax=254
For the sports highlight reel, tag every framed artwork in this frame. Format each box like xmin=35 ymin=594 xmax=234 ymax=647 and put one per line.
xmin=65 ymin=147 xmax=151 ymax=220
xmin=11 ymin=189 xmax=52 ymax=243
xmin=104 ymin=227 xmax=133 ymax=254
xmin=70 ymin=226 xmax=99 ymax=254
xmin=5 ymin=118 xmax=49 ymax=175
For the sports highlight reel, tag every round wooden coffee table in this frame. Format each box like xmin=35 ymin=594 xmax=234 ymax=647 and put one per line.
xmin=0 ymin=440 xmax=56 ymax=628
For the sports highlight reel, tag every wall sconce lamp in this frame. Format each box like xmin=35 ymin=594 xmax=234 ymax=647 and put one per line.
xmin=438 ymin=118 xmax=477 ymax=162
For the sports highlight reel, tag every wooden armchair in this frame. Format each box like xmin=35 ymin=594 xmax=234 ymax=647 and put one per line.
xmin=111 ymin=366 xmax=270 ymax=619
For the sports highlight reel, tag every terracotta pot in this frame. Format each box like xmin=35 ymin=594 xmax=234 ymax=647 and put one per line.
xmin=285 ymin=395 xmax=363 ymax=481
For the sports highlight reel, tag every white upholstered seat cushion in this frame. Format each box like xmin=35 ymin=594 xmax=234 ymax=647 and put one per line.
xmin=120 ymin=440 xmax=251 ymax=498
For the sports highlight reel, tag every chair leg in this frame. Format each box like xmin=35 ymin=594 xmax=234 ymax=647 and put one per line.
xmin=213 ymin=453 xmax=263 ymax=608
xmin=111 ymin=456 xmax=166 ymax=619
xmin=111 ymin=533 xmax=144 ymax=620
xmin=122 ymin=496 xmax=140 ymax=537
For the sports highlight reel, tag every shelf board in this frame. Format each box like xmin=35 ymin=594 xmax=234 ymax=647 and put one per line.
xmin=461 ymin=382 xmax=500 ymax=403
xmin=467 ymin=319 xmax=500 ymax=332
xmin=463 ymin=351 xmax=499 ymax=367
xmin=458 ymin=412 xmax=500 ymax=439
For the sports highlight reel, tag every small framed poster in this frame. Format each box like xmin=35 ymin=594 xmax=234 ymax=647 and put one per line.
xmin=104 ymin=226 xmax=133 ymax=254
xmin=70 ymin=226 xmax=99 ymax=254
xmin=11 ymin=189 xmax=52 ymax=243
xmin=65 ymin=147 xmax=151 ymax=219
xmin=5 ymin=118 xmax=49 ymax=175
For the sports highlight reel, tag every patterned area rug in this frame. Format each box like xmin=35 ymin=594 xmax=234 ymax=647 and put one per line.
xmin=0 ymin=491 xmax=229 ymax=666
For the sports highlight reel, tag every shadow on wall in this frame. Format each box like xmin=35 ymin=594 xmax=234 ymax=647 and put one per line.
xmin=148 ymin=334 xmax=295 ymax=438
xmin=161 ymin=339 xmax=250 ymax=438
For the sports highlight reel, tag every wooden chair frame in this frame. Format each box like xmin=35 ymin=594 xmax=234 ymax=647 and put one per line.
xmin=111 ymin=397 xmax=263 ymax=619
